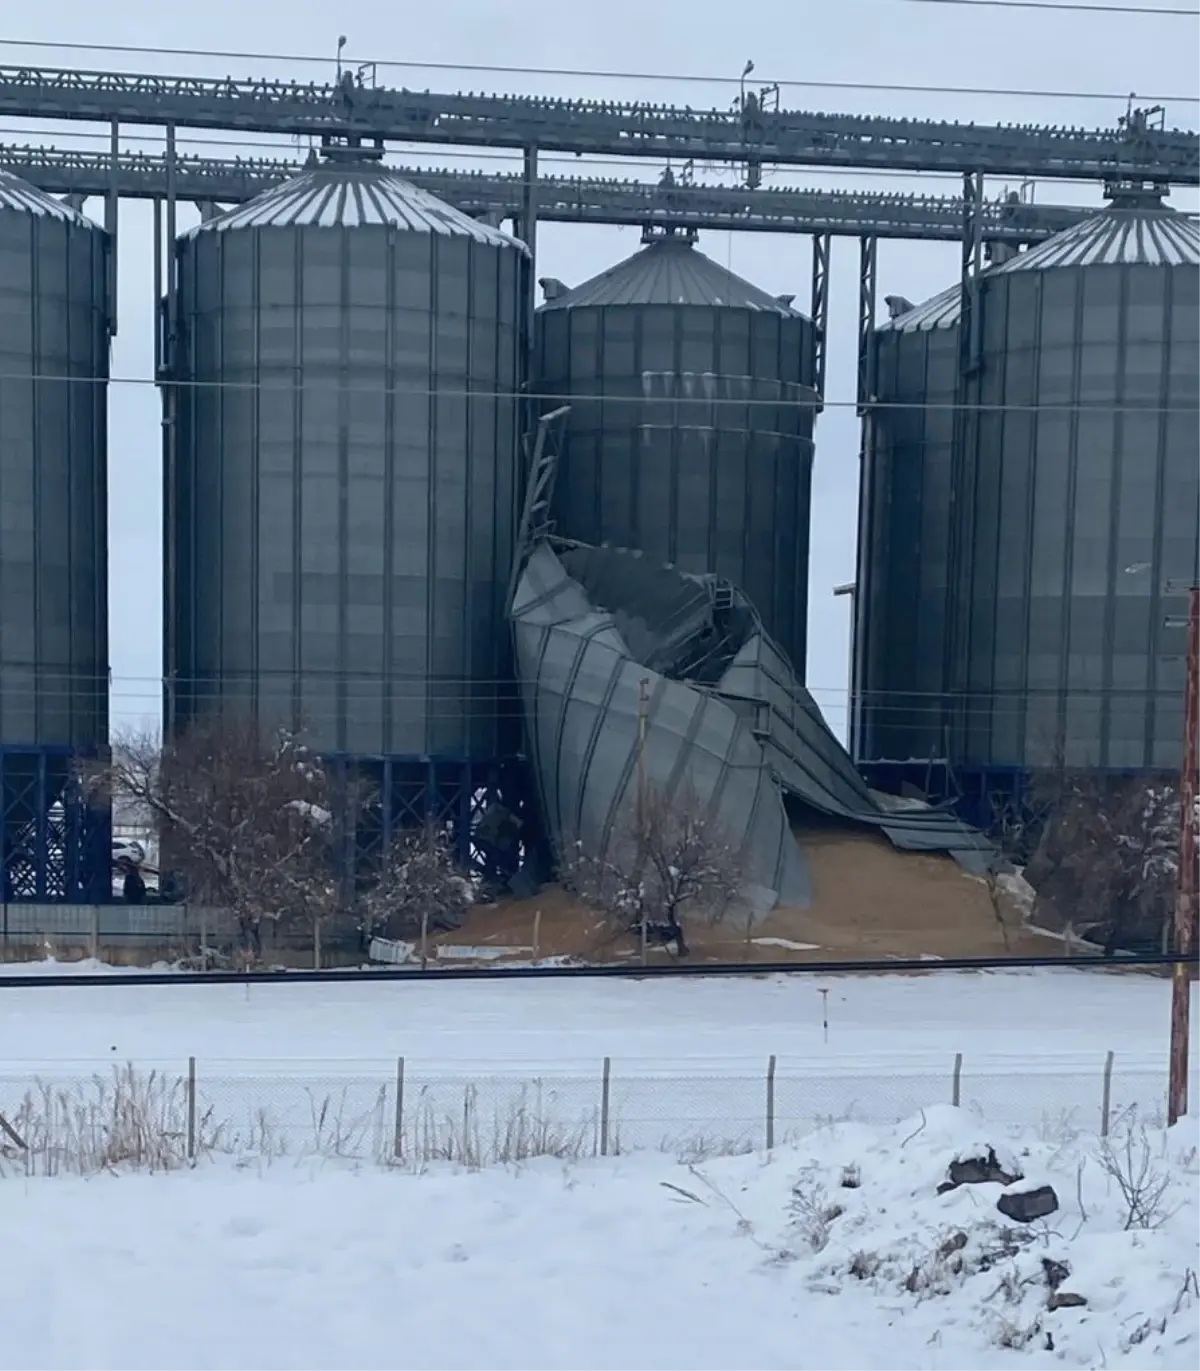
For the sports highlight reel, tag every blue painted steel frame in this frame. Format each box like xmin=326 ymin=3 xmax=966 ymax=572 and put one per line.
xmin=322 ymin=753 xmax=533 ymax=880
xmin=0 ymin=745 xmax=111 ymax=903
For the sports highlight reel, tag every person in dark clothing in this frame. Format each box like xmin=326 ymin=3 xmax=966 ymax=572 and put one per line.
xmin=122 ymin=864 xmax=147 ymax=905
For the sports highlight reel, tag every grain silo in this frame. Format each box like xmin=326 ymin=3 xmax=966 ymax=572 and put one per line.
xmin=855 ymin=188 xmax=1200 ymax=814
xmin=854 ymin=281 xmax=965 ymax=774
xmin=535 ymin=227 xmax=820 ymax=676
xmin=166 ymin=146 xmax=530 ymax=846
xmin=0 ymin=169 xmax=110 ymax=900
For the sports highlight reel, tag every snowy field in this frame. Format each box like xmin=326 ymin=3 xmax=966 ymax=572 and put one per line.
xmin=1 ymin=1105 xmax=1197 ymax=1370
xmin=0 ymin=961 xmax=1187 ymax=1070
xmin=0 ymin=965 xmax=1192 ymax=1160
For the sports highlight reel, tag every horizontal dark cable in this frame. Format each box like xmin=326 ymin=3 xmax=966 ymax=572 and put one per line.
xmin=0 ymin=36 xmax=1195 ymax=102
xmin=4 ymin=372 xmax=1199 ymax=416
xmin=900 ymin=0 xmax=1195 ymax=12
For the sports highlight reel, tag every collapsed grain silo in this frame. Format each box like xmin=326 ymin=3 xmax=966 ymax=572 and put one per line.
xmin=534 ymin=226 xmax=820 ymax=676
xmin=855 ymin=187 xmax=1200 ymax=817
xmin=165 ymin=144 xmax=530 ymax=852
xmin=0 ymin=169 xmax=110 ymax=900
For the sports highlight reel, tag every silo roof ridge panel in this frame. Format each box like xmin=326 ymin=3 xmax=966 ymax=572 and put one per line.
xmin=540 ymin=237 xmax=808 ymax=315
xmin=0 ymin=168 xmax=99 ymax=225
xmin=875 ymin=280 xmax=965 ymax=334
xmin=991 ymin=207 xmax=1199 ymax=271
xmin=877 ymin=208 xmax=1200 ymax=334
xmin=185 ymin=167 xmax=526 ymax=249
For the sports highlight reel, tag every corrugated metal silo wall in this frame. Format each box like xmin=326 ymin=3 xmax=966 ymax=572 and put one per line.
xmin=952 ymin=261 xmax=1199 ymax=772
xmin=535 ymin=305 xmax=817 ymax=676
xmin=856 ymin=323 xmax=958 ymax=766
xmin=0 ymin=210 xmax=109 ymax=749
xmin=170 ymin=225 xmax=528 ymax=759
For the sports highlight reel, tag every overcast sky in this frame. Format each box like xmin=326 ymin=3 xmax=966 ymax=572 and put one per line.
xmin=3 ymin=0 xmax=1198 ymax=740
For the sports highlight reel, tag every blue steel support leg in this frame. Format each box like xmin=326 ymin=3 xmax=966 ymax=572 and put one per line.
xmin=35 ymin=754 xmax=48 ymax=902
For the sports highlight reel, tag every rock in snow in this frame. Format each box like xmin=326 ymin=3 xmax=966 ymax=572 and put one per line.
xmin=997 ymin=1182 xmax=1060 ymax=1223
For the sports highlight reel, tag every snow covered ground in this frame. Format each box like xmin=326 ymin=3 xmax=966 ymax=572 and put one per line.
xmin=1 ymin=1105 xmax=1196 ymax=1370
xmin=0 ymin=966 xmax=1189 ymax=1140
xmin=1 ymin=963 xmax=1186 ymax=1070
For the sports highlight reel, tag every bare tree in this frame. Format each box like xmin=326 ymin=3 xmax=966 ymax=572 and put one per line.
xmin=361 ymin=825 xmax=473 ymax=941
xmin=84 ymin=716 xmax=343 ymax=963
xmin=564 ymin=781 xmax=743 ymax=957
xmin=1024 ymin=768 xmax=1180 ymax=955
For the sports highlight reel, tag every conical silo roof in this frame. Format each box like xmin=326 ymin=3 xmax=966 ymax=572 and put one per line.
xmin=539 ymin=232 xmax=805 ymax=314
xmin=184 ymin=159 xmax=525 ymax=249
xmin=877 ymin=200 xmax=1199 ymax=334
xmin=991 ymin=201 xmax=1198 ymax=271
xmin=876 ymin=280 xmax=966 ymax=334
xmin=0 ymin=167 xmax=100 ymax=224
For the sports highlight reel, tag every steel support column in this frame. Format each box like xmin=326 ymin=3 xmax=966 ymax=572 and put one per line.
xmin=519 ymin=143 xmax=538 ymax=336
xmin=161 ymin=126 xmax=181 ymax=735
xmin=809 ymin=231 xmax=830 ymax=402
xmin=855 ymin=236 xmax=877 ymax=412
xmin=945 ymin=171 xmax=986 ymax=763
xmin=1168 ymin=585 xmax=1199 ymax=1124
xmin=104 ymin=116 xmax=118 ymax=335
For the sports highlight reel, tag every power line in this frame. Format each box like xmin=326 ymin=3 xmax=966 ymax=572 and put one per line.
xmin=898 ymin=0 xmax=1195 ymax=12
xmin=5 ymin=371 xmax=1199 ymax=416
xmin=0 ymin=36 xmax=1195 ymax=105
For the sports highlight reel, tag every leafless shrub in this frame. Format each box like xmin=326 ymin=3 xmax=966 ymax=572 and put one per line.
xmin=361 ymin=825 xmax=472 ymax=940
xmin=563 ymin=780 xmax=744 ymax=957
xmin=849 ymin=1249 xmax=880 ymax=1280
xmin=1099 ymin=1120 xmax=1177 ymax=1230
xmin=790 ymin=1178 xmax=845 ymax=1252
xmin=1024 ymin=768 xmax=1180 ymax=955
xmin=990 ymin=1314 xmax=1043 ymax=1351
xmin=83 ymin=717 xmax=344 ymax=963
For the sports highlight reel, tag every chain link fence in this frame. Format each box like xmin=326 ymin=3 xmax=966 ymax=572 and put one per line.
xmin=0 ymin=1051 xmax=1170 ymax=1177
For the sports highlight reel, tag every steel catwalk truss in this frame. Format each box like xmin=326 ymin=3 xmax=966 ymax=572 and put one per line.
xmin=0 ymin=142 xmax=1128 ymax=242
xmin=0 ymin=63 xmax=1195 ymax=184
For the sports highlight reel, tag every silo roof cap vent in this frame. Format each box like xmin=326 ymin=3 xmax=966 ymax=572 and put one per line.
xmin=885 ymin=294 xmax=917 ymax=319
xmin=774 ymin=293 xmax=796 ymax=308
xmin=540 ymin=277 xmax=568 ymax=301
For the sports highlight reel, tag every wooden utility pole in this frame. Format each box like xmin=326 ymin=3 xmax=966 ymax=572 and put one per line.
xmin=636 ymin=677 xmax=650 ymax=967
xmin=1168 ymin=585 xmax=1199 ymax=1126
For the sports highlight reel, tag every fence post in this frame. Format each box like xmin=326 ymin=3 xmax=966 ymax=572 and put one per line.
xmin=186 ymin=1056 xmax=197 ymax=1162
xmin=313 ymin=919 xmax=322 ymax=971
xmin=199 ymin=905 xmax=207 ymax=961
xmin=420 ymin=910 xmax=429 ymax=971
xmin=88 ymin=905 xmax=100 ymax=962
xmin=1101 ymin=1050 xmax=1115 ymax=1138
xmin=393 ymin=1057 xmax=405 ymax=1161
xmin=766 ymin=1054 xmax=777 ymax=1151
xmin=600 ymin=1057 xmax=611 ymax=1157
xmin=952 ymin=1052 xmax=963 ymax=1107
xmin=532 ymin=909 xmax=541 ymax=966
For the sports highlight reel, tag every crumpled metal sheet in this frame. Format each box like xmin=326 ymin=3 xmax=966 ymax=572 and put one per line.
xmin=510 ymin=543 xmax=993 ymax=919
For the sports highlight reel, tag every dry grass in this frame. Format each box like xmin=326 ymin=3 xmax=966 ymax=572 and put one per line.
xmin=0 ymin=1067 xmax=630 ymax=1176
xmin=0 ymin=1066 xmax=220 ymax=1175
